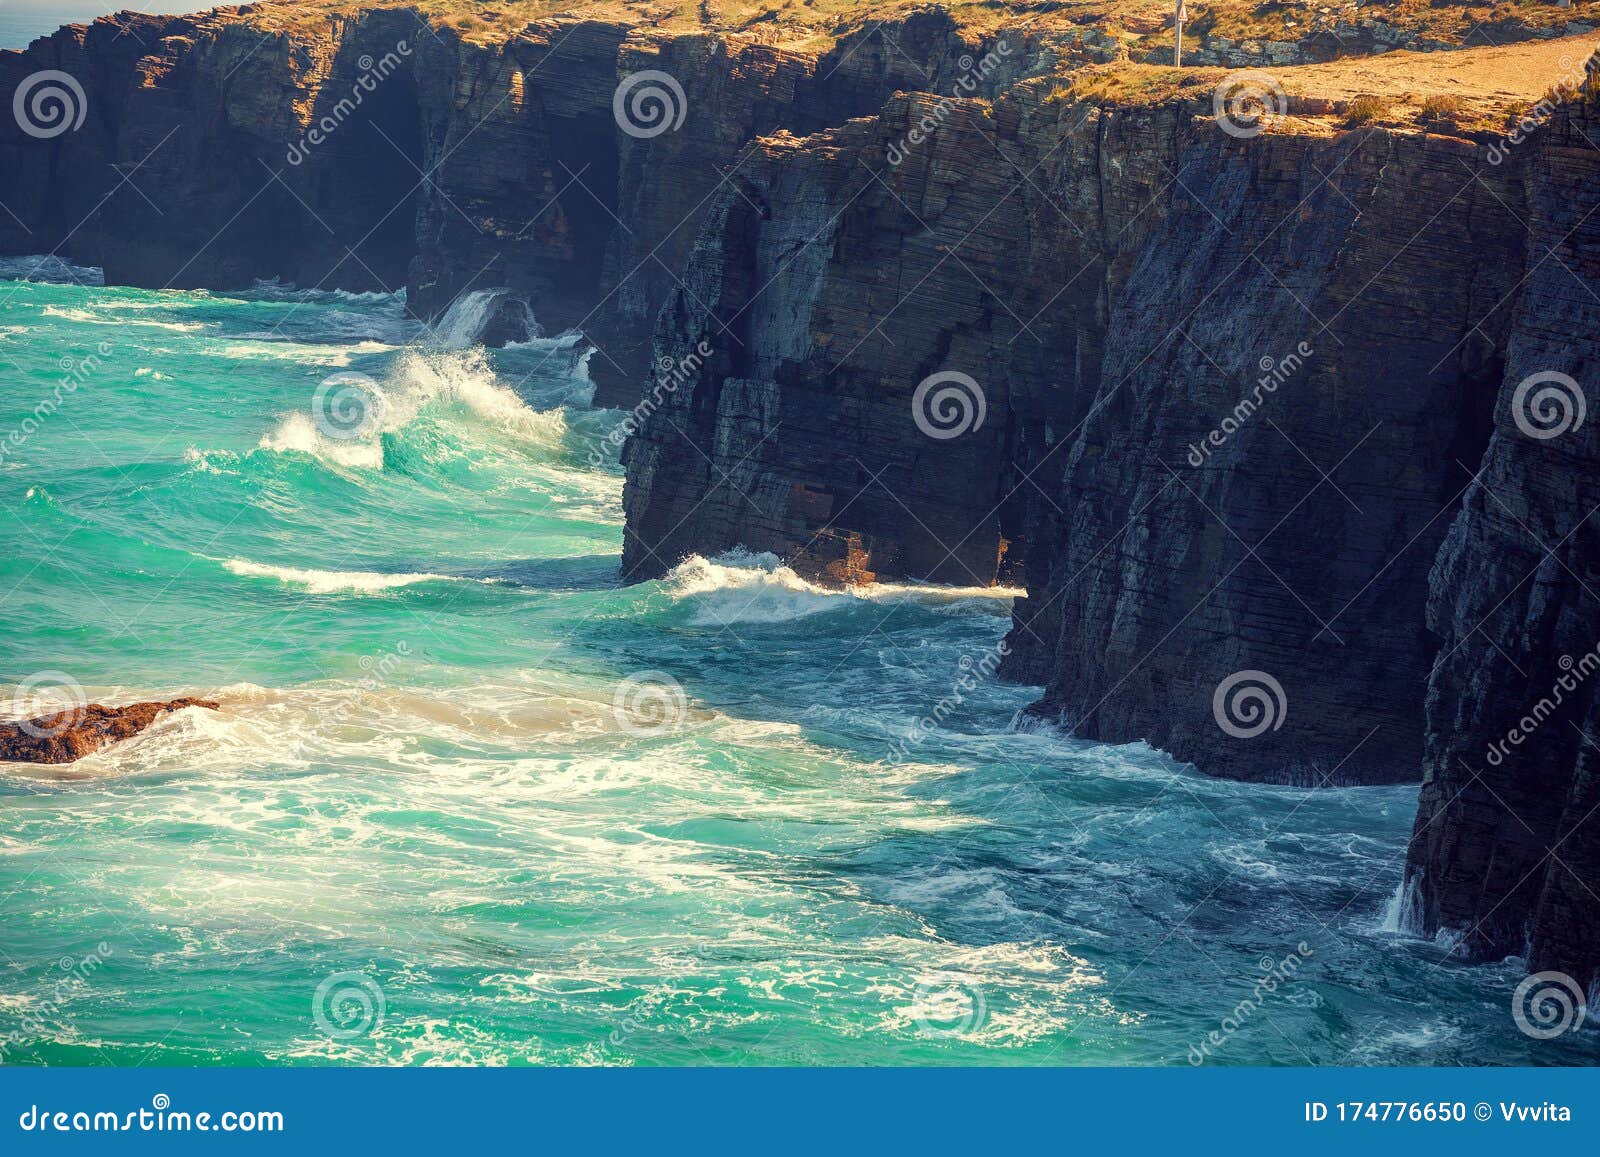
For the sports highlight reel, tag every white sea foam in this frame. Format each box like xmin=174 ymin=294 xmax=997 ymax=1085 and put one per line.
xmin=220 ymin=558 xmax=463 ymax=593
xmin=663 ymin=550 xmax=1019 ymax=626
xmin=211 ymin=339 xmax=396 ymax=366
xmin=253 ymin=347 xmax=567 ymax=470
xmin=431 ymin=287 xmax=535 ymax=348
xmin=42 ymin=305 xmax=205 ymax=332
xmin=256 ymin=411 xmax=387 ymax=468
xmin=242 ymin=280 xmax=403 ymax=305
xmin=388 ymin=348 xmax=567 ymax=445
xmin=1377 ymin=873 xmax=1426 ymax=936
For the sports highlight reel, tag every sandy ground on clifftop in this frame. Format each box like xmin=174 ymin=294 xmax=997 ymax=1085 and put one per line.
xmin=1283 ymin=31 xmax=1600 ymax=103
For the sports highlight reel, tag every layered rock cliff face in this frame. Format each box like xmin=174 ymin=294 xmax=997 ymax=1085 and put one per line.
xmin=0 ymin=5 xmax=1048 ymax=404
xmin=622 ymin=88 xmax=1521 ymax=786
xmin=620 ymin=71 xmax=1599 ymax=986
xmin=1404 ymin=97 xmax=1600 ymax=992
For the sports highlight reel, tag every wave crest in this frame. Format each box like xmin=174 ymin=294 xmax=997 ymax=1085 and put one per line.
xmin=253 ymin=348 xmax=567 ymax=471
xmin=662 ymin=550 xmax=1019 ymax=626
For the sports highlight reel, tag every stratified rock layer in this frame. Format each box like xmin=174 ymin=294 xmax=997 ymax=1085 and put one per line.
xmin=1404 ymin=98 xmax=1600 ymax=995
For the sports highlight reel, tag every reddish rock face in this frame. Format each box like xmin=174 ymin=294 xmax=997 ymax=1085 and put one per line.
xmin=0 ymin=699 xmax=219 ymax=764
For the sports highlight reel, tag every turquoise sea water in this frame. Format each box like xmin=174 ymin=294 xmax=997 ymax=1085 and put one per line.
xmin=0 ymin=259 xmax=1584 ymax=1066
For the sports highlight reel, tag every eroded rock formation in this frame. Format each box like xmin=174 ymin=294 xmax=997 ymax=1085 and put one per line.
xmin=0 ymin=698 xmax=219 ymax=764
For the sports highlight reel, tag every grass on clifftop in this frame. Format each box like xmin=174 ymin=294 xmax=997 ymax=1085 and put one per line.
xmin=117 ymin=0 xmax=1600 ymax=53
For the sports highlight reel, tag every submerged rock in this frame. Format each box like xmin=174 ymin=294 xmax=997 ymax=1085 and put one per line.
xmin=0 ymin=698 xmax=219 ymax=764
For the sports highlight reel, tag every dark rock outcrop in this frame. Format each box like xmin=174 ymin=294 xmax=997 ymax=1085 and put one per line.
xmin=621 ymin=88 xmax=1521 ymax=787
xmin=619 ymin=58 xmax=1600 ymax=978
xmin=1402 ymin=95 xmax=1600 ymax=998
xmin=0 ymin=698 xmax=219 ymax=764
xmin=0 ymin=6 xmax=1054 ymax=406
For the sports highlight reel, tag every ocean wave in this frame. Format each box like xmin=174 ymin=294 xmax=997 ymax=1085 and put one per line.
xmin=251 ymin=347 xmax=568 ymax=472
xmin=41 ymin=305 xmax=205 ymax=332
xmin=662 ymin=550 xmax=1020 ymax=626
xmin=220 ymin=558 xmax=470 ymax=593
xmin=210 ymin=339 xmax=397 ymax=366
xmin=0 ymin=255 xmax=104 ymax=285
xmin=237 ymin=280 xmax=405 ymax=306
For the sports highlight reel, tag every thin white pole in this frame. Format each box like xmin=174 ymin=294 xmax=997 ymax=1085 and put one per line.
xmin=1175 ymin=0 xmax=1186 ymax=66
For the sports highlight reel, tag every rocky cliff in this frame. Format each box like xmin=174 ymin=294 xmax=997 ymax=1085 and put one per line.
xmin=0 ymin=4 xmax=1053 ymax=404
xmin=621 ymin=79 xmax=1525 ymax=786
xmin=3 ymin=0 xmax=1596 ymax=1007
xmin=619 ymin=47 xmax=1599 ymax=991
xmin=1403 ymin=93 xmax=1600 ymax=991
